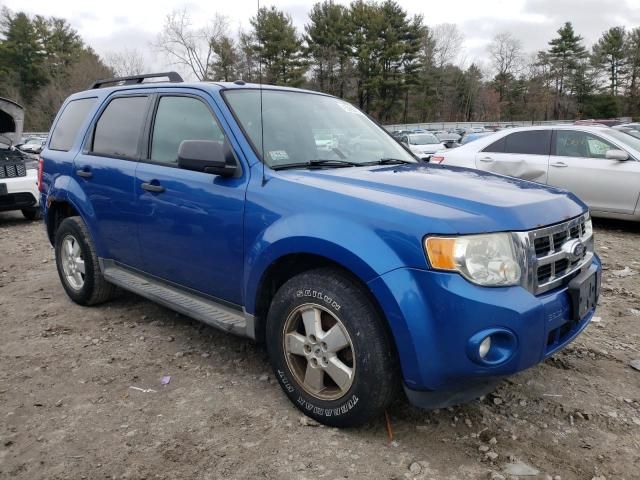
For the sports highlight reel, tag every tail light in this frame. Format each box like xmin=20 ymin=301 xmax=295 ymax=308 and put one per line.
xmin=431 ymin=156 xmax=445 ymax=164
xmin=37 ymin=157 xmax=44 ymax=192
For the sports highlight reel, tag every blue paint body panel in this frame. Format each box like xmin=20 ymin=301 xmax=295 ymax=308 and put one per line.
xmin=40 ymin=81 xmax=601 ymax=396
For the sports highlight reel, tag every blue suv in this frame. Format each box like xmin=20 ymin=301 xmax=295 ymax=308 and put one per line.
xmin=40 ymin=72 xmax=601 ymax=427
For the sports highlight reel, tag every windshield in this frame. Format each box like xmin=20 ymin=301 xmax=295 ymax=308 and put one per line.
xmin=223 ymin=89 xmax=416 ymax=168
xmin=409 ymin=134 xmax=439 ymax=145
xmin=607 ymin=129 xmax=640 ymax=152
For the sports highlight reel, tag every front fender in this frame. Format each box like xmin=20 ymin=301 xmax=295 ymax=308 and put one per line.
xmin=244 ymin=213 xmax=408 ymax=314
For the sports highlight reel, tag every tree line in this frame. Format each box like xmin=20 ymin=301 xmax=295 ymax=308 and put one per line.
xmin=0 ymin=8 xmax=112 ymax=131
xmin=1 ymin=1 xmax=640 ymax=131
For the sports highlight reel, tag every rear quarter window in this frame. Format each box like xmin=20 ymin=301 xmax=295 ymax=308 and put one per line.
xmin=49 ymin=98 xmax=97 ymax=151
xmin=482 ymin=136 xmax=506 ymax=153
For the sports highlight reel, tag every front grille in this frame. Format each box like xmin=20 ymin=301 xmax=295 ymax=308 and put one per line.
xmin=526 ymin=214 xmax=593 ymax=295
xmin=0 ymin=162 xmax=27 ymax=178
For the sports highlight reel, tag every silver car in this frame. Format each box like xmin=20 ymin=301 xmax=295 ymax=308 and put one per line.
xmin=435 ymin=125 xmax=640 ymax=221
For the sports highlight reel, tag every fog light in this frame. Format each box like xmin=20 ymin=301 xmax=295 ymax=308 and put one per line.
xmin=479 ymin=336 xmax=492 ymax=359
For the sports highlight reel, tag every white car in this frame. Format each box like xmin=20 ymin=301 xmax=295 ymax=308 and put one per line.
xmin=18 ymin=137 xmax=46 ymax=154
xmin=398 ymin=132 xmax=446 ymax=161
xmin=0 ymin=147 xmax=41 ymax=220
xmin=433 ymin=125 xmax=640 ymax=221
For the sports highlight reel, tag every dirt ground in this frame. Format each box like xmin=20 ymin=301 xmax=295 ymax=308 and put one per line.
xmin=0 ymin=211 xmax=639 ymax=480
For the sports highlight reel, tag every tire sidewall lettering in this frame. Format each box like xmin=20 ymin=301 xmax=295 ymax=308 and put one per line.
xmin=295 ymin=289 xmax=341 ymax=312
xmin=277 ymin=369 xmax=358 ymax=418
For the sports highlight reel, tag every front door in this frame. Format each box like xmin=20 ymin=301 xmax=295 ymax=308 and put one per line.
xmin=135 ymin=92 xmax=247 ymax=305
xmin=548 ymin=129 xmax=640 ymax=214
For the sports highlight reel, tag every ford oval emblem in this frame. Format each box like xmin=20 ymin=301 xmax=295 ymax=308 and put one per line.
xmin=562 ymin=239 xmax=586 ymax=261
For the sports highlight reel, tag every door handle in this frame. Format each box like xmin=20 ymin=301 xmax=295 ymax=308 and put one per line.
xmin=141 ymin=182 xmax=165 ymax=193
xmin=76 ymin=169 xmax=92 ymax=178
xmin=550 ymin=161 xmax=568 ymax=168
xmin=479 ymin=157 xmax=493 ymax=163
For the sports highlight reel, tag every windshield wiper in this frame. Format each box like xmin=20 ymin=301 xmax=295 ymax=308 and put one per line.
xmin=361 ymin=157 xmax=414 ymax=166
xmin=271 ymin=159 xmax=361 ymax=170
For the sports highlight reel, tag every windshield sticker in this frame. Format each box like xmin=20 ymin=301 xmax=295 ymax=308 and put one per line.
xmin=268 ymin=150 xmax=290 ymax=162
xmin=337 ymin=102 xmax=364 ymax=116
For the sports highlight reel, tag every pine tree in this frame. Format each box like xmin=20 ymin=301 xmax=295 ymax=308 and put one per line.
xmin=0 ymin=9 xmax=48 ymax=103
xmin=304 ymin=1 xmax=351 ymax=97
xmin=210 ymin=36 xmax=239 ymax=82
xmin=626 ymin=27 xmax=640 ymax=114
xmin=547 ymin=22 xmax=587 ymax=118
xmin=592 ymin=26 xmax=627 ymax=96
xmin=249 ymin=7 xmax=307 ymax=86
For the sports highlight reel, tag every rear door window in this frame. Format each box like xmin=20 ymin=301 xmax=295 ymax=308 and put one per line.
xmin=503 ymin=131 xmax=551 ymax=155
xmin=49 ymin=98 xmax=97 ymax=151
xmin=91 ymin=96 xmax=148 ymax=159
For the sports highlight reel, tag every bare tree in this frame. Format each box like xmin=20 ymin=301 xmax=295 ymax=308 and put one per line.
xmin=105 ymin=49 xmax=147 ymax=77
xmin=155 ymin=9 xmax=230 ymax=80
xmin=489 ymin=32 xmax=523 ymax=77
xmin=488 ymin=32 xmax=523 ymax=101
xmin=432 ymin=23 xmax=464 ymax=68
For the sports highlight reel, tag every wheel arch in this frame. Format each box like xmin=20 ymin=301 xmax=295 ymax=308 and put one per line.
xmin=45 ymin=178 xmax=105 ymax=256
xmin=249 ymin=251 xmax=398 ymax=368
xmin=46 ymin=199 xmax=80 ymax=246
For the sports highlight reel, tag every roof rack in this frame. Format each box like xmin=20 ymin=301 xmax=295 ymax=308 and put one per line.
xmin=90 ymin=72 xmax=184 ymax=90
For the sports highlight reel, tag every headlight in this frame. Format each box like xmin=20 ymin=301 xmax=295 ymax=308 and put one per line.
xmin=425 ymin=233 xmax=522 ymax=286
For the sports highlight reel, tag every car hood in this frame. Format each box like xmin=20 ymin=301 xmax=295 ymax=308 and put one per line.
xmin=280 ymin=163 xmax=586 ymax=233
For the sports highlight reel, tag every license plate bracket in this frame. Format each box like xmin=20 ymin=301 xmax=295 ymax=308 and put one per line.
xmin=568 ymin=267 xmax=599 ymax=322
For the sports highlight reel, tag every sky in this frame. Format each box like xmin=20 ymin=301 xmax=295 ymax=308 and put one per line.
xmin=7 ymin=0 xmax=640 ymax=76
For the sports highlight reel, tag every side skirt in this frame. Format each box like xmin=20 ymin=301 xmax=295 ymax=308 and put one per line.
xmin=100 ymin=259 xmax=255 ymax=339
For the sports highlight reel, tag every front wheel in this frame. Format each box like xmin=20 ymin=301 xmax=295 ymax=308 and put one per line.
xmin=266 ymin=267 xmax=397 ymax=427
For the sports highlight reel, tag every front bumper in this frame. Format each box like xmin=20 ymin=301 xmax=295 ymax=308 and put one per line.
xmin=368 ymin=255 xmax=601 ymax=399
xmin=0 ymin=170 xmax=39 ymax=212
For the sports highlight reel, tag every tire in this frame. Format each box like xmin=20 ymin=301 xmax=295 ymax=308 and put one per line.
xmin=54 ymin=216 xmax=116 ymax=305
xmin=21 ymin=207 xmax=41 ymax=221
xmin=266 ymin=267 xmax=397 ymax=427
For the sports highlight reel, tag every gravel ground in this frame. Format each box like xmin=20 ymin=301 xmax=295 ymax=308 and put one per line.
xmin=0 ymin=211 xmax=639 ymax=480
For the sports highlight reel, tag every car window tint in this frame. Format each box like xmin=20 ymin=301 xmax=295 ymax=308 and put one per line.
xmin=555 ymin=130 xmax=616 ymax=159
xmin=151 ymin=96 xmax=224 ymax=165
xmin=50 ymin=98 xmax=97 ymax=151
xmin=92 ymin=96 xmax=148 ymax=158
xmin=503 ymin=131 xmax=551 ymax=155
xmin=482 ymin=136 xmax=505 ymax=153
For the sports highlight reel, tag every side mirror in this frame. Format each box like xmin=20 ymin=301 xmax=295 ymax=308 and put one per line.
xmin=178 ymin=140 xmax=238 ymax=177
xmin=605 ymin=149 xmax=630 ymax=161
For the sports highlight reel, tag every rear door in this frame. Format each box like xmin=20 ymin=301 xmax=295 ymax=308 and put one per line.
xmin=547 ymin=129 xmax=640 ymax=214
xmin=73 ymin=93 xmax=151 ymax=268
xmin=475 ymin=130 xmax=551 ymax=183
xmin=135 ymin=91 xmax=247 ymax=305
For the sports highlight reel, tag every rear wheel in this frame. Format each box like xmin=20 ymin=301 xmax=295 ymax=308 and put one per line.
xmin=266 ymin=267 xmax=397 ymax=427
xmin=54 ymin=217 xmax=116 ymax=305
xmin=21 ymin=207 xmax=41 ymax=221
